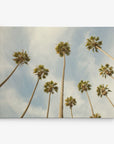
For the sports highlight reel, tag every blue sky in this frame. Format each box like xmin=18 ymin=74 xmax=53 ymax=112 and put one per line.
xmin=0 ymin=27 xmax=114 ymax=118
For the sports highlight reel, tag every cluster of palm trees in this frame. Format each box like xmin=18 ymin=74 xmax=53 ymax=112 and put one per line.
xmin=0 ymin=36 xmax=114 ymax=118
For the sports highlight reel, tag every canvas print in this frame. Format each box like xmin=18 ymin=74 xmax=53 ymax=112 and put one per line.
xmin=0 ymin=27 xmax=114 ymax=118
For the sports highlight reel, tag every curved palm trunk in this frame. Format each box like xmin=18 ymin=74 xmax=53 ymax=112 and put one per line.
xmin=106 ymin=95 xmax=114 ymax=107
xmin=0 ymin=63 xmax=20 ymax=87
xmin=46 ymin=92 xmax=51 ymax=118
xmin=59 ymin=53 xmax=66 ymax=118
xmin=86 ymin=91 xmax=94 ymax=117
xmin=96 ymin=46 xmax=114 ymax=60
xmin=20 ymin=78 xmax=40 ymax=118
xmin=70 ymin=107 xmax=73 ymax=118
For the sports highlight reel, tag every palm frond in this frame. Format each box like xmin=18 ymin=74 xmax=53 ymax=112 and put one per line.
xmin=85 ymin=36 xmax=102 ymax=53
xmin=78 ymin=80 xmax=92 ymax=93
xmin=96 ymin=84 xmax=111 ymax=97
xmin=55 ymin=42 xmax=71 ymax=57
xmin=33 ymin=65 xmax=49 ymax=79
xmin=65 ymin=96 xmax=77 ymax=108
xmin=13 ymin=50 xmax=30 ymax=64
xmin=99 ymin=64 xmax=114 ymax=78
xmin=44 ymin=81 xmax=58 ymax=94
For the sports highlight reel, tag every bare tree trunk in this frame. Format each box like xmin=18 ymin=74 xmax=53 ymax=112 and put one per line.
xmin=110 ymin=76 xmax=114 ymax=79
xmin=46 ymin=92 xmax=51 ymax=118
xmin=0 ymin=63 xmax=20 ymax=87
xmin=86 ymin=91 xmax=94 ymax=117
xmin=70 ymin=107 xmax=73 ymax=118
xmin=59 ymin=53 xmax=66 ymax=118
xmin=96 ymin=46 xmax=114 ymax=60
xmin=20 ymin=78 xmax=40 ymax=118
xmin=106 ymin=95 xmax=114 ymax=107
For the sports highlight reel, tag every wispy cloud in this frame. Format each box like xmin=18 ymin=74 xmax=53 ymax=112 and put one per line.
xmin=0 ymin=27 xmax=114 ymax=118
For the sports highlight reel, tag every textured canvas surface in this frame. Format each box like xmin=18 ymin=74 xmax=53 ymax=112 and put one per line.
xmin=0 ymin=27 xmax=114 ymax=118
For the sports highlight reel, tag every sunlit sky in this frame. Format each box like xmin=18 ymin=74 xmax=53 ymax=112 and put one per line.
xmin=0 ymin=27 xmax=114 ymax=118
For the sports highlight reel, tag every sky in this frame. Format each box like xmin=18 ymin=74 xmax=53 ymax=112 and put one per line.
xmin=0 ymin=27 xmax=114 ymax=118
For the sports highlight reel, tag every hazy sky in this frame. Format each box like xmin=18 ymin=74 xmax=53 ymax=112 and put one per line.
xmin=0 ymin=27 xmax=114 ymax=118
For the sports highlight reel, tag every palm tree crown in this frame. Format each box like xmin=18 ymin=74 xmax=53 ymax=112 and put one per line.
xmin=13 ymin=50 xmax=30 ymax=64
xmin=99 ymin=64 xmax=114 ymax=78
xmin=97 ymin=84 xmax=111 ymax=97
xmin=90 ymin=113 xmax=101 ymax=118
xmin=55 ymin=42 xmax=71 ymax=57
xmin=65 ymin=96 xmax=77 ymax=109
xmin=86 ymin=36 xmax=102 ymax=52
xmin=33 ymin=65 xmax=49 ymax=80
xmin=78 ymin=80 xmax=91 ymax=93
xmin=44 ymin=81 xmax=58 ymax=94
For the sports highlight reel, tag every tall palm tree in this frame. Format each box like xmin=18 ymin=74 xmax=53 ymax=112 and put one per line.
xmin=0 ymin=50 xmax=30 ymax=87
xmin=44 ymin=81 xmax=58 ymax=118
xmin=65 ymin=96 xmax=77 ymax=118
xmin=78 ymin=80 xmax=95 ymax=117
xmin=20 ymin=65 xmax=49 ymax=118
xmin=99 ymin=64 xmax=114 ymax=79
xmin=97 ymin=84 xmax=114 ymax=108
xmin=55 ymin=42 xmax=71 ymax=118
xmin=86 ymin=36 xmax=114 ymax=60
xmin=90 ymin=113 xmax=101 ymax=118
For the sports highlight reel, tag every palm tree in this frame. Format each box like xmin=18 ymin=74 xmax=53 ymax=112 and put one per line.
xmin=55 ymin=42 xmax=71 ymax=118
xmin=97 ymin=84 xmax=114 ymax=108
xmin=44 ymin=81 xmax=58 ymax=118
xmin=86 ymin=36 xmax=114 ymax=60
xmin=0 ymin=50 xmax=30 ymax=87
xmin=20 ymin=65 xmax=49 ymax=118
xmin=90 ymin=113 xmax=101 ymax=118
xmin=65 ymin=96 xmax=77 ymax=118
xmin=78 ymin=80 xmax=95 ymax=117
xmin=99 ymin=64 xmax=114 ymax=79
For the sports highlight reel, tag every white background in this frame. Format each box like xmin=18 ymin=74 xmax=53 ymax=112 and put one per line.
xmin=0 ymin=0 xmax=114 ymax=144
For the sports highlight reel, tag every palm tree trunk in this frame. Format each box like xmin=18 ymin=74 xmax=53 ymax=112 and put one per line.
xmin=46 ymin=92 xmax=51 ymax=118
xmin=0 ymin=63 xmax=20 ymax=87
xmin=96 ymin=46 xmax=114 ymax=60
xmin=106 ymin=95 xmax=114 ymax=107
xmin=59 ymin=53 xmax=66 ymax=118
xmin=20 ymin=78 xmax=40 ymax=118
xmin=86 ymin=91 xmax=94 ymax=117
xmin=70 ymin=107 xmax=73 ymax=118
xmin=110 ymin=76 xmax=114 ymax=79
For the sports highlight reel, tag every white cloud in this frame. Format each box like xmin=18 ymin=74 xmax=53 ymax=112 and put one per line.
xmin=0 ymin=87 xmax=47 ymax=118
xmin=0 ymin=27 xmax=78 ymax=118
xmin=0 ymin=27 xmax=113 ymax=118
xmin=76 ymin=32 xmax=114 ymax=118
